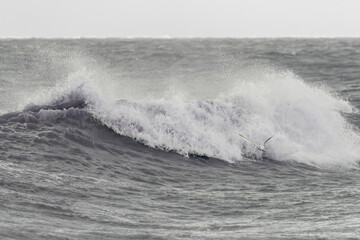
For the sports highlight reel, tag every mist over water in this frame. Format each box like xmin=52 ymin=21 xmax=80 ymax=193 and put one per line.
xmin=1 ymin=39 xmax=360 ymax=239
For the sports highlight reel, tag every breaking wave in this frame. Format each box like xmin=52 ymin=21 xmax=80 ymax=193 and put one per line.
xmin=11 ymin=69 xmax=360 ymax=167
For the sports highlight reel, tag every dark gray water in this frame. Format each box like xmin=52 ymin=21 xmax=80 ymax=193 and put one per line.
xmin=1 ymin=39 xmax=360 ymax=239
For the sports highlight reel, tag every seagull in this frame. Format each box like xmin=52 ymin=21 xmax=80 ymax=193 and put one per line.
xmin=239 ymin=133 xmax=274 ymax=153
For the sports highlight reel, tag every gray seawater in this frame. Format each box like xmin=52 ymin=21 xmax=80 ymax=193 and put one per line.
xmin=1 ymin=39 xmax=360 ymax=239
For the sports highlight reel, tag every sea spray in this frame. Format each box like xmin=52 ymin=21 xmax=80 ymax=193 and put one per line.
xmin=69 ymin=70 xmax=360 ymax=166
xmin=15 ymin=63 xmax=360 ymax=166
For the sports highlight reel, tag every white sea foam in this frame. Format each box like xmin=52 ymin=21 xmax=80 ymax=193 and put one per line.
xmin=29 ymin=68 xmax=360 ymax=167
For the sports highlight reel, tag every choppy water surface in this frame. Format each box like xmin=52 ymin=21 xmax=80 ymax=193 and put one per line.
xmin=1 ymin=39 xmax=360 ymax=239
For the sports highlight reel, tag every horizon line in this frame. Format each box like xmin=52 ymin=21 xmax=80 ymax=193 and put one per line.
xmin=1 ymin=36 xmax=360 ymax=40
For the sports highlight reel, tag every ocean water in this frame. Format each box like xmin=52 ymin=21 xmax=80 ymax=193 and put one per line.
xmin=1 ymin=38 xmax=360 ymax=239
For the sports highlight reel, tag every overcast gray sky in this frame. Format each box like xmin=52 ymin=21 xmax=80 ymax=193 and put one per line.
xmin=1 ymin=0 xmax=360 ymax=38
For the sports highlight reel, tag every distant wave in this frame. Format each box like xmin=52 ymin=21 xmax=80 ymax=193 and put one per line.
xmin=6 ymin=69 xmax=360 ymax=167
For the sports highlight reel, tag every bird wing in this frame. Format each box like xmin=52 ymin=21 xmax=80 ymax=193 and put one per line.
xmin=263 ymin=135 xmax=274 ymax=146
xmin=238 ymin=133 xmax=255 ymax=144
